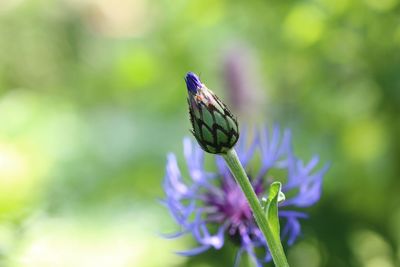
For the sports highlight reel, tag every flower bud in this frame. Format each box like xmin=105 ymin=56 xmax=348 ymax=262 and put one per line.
xmin=185 ymin=72 xmax=239 ymax=154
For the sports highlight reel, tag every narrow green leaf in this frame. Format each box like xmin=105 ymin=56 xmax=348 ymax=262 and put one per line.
xmin=264 ymin=182 xmax=285 ymax=241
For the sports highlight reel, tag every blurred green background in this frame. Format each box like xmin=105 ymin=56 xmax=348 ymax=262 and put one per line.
xmin=0 ymin=0 xmax=399 ymax=266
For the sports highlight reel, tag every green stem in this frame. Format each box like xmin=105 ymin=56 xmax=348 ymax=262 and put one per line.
xmin=222 ymin=149 xmax=289 ymax=267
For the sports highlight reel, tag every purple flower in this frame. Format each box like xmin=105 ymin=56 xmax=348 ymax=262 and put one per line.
xmin=162 ymin=125 xmax=329 ymax=266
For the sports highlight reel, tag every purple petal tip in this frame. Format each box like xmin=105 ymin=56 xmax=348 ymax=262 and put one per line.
xmin=185 ymin=72 xmax=202 ymax=93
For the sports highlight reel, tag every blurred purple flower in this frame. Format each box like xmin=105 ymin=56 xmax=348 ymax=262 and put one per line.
xmin=162 ymin=125 xmax=329 ymax=266
xmin=223 ymin=44 xmax=266 ymax=118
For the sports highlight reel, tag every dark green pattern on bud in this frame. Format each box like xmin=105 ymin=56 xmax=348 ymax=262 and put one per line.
xmin=187 ymin=82 xmax=239 ymax=154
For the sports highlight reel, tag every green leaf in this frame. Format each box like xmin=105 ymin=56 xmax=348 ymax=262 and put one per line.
xmin=263 ymin=182 xmax=285 ymax=241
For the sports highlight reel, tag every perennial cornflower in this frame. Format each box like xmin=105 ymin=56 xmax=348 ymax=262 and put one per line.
xmin=162 ymin=72 xmax=328 ymax=266
xmin=163 ymin=125 xmax=329 ymax=266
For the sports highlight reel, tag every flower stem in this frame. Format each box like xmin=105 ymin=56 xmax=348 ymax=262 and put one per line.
xmin=222 ymin=149 xmax=290 ymax=267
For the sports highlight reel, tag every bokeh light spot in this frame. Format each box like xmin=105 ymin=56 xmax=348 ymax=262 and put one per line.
xmin=0 ymin=143 xmax=41 ymax=216
xmin=288 ymin=240 xmax=321 ymax=267
xmin=317 ymin=0 xmax=349 ymax=14
xmin=284 ymin=4 xmax=325 ymax=47
xmin=364 ymin=0 xmax=398 ymax=12
xmin=350 ymin=229 xmax=394 ymax=265
xmin=341 ymin=119 xmax=387 ymax=163
xmin=115 ymin=48 xmax=156 ymax=89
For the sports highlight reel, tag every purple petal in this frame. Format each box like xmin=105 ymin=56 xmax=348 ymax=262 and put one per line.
xmin=183 ymin=138 xmax=206 ymax=183
xmin=283 ymin=217 xmax=301 ymax=245
xmin=233 ymin=248 xmax=245 ymax=267
xmin=165 ymin=153 xmax=188 ymax=196
xmin=235 ymin=125 xmax=258 ymax=167
xmin=256 ymin=126 xmax=293 ymax=180
xmin=303 ymin=155 xmax=320 ymax=174
xmin=278 ymin=210 xmax=308 ymax=219
xmin=277 ymin=129 xmax=292 ymax=157
xmin=176 ymin=245 xmax=211 ymax=256
xmin=215 ymin=155 xmax=229 ymax=176
xmin=159 ymin=229 xmax=190 ymax=239
xmin=269 ymin=125 xmax=281 ymax=157
xmin=193 ymin=223 xmax=225 ymax=249
xmin=283 ymin=162 xmax=330 ymax=207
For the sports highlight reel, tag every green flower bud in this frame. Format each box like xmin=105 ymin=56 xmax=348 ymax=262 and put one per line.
xmin=185 ymin=72 xmax=239 ymax=154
